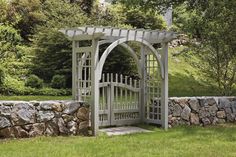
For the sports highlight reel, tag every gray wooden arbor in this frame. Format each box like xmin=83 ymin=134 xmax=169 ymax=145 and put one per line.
xmin=60 ymin=26 xmax=176 ymax=136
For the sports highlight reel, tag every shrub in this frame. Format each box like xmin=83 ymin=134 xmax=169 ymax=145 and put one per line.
xmin=25 ymin=75 xmax=43 ymax=89
xmin=0 ymin=66 xmax=6 ymax=87
xmin=0 ymin=76 xmax=25 ymax=95
xmin=51 ymin=75 xmax=66 ymax=89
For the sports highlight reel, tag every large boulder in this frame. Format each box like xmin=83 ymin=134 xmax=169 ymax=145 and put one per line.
xmin=0 ymin=116 xmax=11 ymax=129
xmin=217 ymin=98 xmax=231 ymax=109
xmin=208 ymin=105 xmax=218 ymax=116
xmin=0 ymin=127 xmax=14 ymax=138
xmin=199 ymin=108 xmax=210 ymax=119
xmin=11 ymin=103 xmax=35 ymax=125
xmin=216 ymin=111 xmax=226 ymax=119
xmin=77 ymin=107 xmax=89 ymax=121
xmin=29 ymin=123 xmax=45 ymax=137
xmin=67 ymin=121 xmax=77 ymax=135
xmin=37 ymin=111 xmax=55 ymax=122
xmin=231 ymin=101 xmax=236 ymax=114
xmin=181 ymin=105 xmax=191 ymax=121
xmin=58 ymin=118 xmax=69 ymax=135
xmin=63 ymin=102 xmax=81 ymax=115
xmin=13 ymin=126 xmax=29 ymax=138
xmin=78 ymin=121 xmax=89 ymax=135
xmin=188 ymin=98 xmax=200 ymax=113
xmin=0 ymin=106 xmax=11 ymax=117
xmin=190 ymin=113 xmax=200 ymax=125
xmin=173 ymin=98 xmax=188 ymax=108
xmin=201 ymin=117 xmax=211 ymax=126
xmin=45 ymin=118 xmax=59 ymax=136
xmin=39 ymin=101 xmax=62 ymax=112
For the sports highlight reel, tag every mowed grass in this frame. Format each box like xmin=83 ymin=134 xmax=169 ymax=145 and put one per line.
xmin=168 ymin=47 xmax=228 ymax=96
xmin=0 ymin=124 xmax=236 ymax=157
xmin=0 ymin=95 xmax=72 ymax=101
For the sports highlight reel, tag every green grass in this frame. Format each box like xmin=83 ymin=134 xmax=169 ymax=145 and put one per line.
xmin=0 ymin=95 xmax=72 ymax=101
xmin=168 ymin=47 xmax=224 ymax=96
xmin=0 ymin=124 xmax=236 ymax=157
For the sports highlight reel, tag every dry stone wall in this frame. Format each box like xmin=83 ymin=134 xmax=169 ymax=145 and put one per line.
xmin=168 ymin=97 xmax=236 ymax=127
xmin=0 ymin=101 xmax=89 ymax=138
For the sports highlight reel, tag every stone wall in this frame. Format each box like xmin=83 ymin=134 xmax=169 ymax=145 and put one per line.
xmin=168 ymin=97 xmax=236 ymax=127
xmin=0 ymin=101 xmax=89 ymax=138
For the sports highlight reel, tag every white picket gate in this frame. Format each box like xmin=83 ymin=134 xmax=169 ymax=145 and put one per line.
xmin=99 ymin=73 xmax=141 ymax=126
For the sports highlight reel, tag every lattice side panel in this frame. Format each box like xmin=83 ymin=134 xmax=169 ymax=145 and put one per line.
xmin=145 ymin=53 xmax=162 ymax=123
xmin=77 ymin=52 xmax=92 ymax=103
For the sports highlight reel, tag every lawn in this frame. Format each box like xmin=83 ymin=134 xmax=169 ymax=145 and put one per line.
xmin=0 ymin=124 xmax=236 ymax=157
xmin=0 ymin=95 xmax=72 ymax=101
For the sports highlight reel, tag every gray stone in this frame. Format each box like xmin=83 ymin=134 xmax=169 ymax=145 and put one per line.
xmin=226 ymin=113 xmax=235 ymax=122
xmin=231 ymin=101 xmax=236 ymax=113
xmin=199 ymin=98 xmax=208 ymax=107
xmin=217 ymin=118 xmax=226 ymax=124
xmin=29 ymin=123 xmax=45 ymax=137
xmin=208 ymin=105 xmax=218 ymax=116
xmin=201 ymin=117 xmax=211 ymax=126
xmin=212 ymin=117 xmax=218 ymax=125
xmin=206 ymin=98 xmax=217 ymax=106
xmin=172 ymin=104 xmax=182 ymax=117
xmin=174 ymin=98 xmax=188 ymax=108
xmin=0 ymin=106 xmax=11 ymax=117
xmin=37 ymin=111 xmax=54 ymax=122
xmin=0 ymin=127 xmax=14 ymax=138
xmin=22 ymin=124 xmax=33 ymax=132
xmin=190 ymin=113 xmax=199 ymax=125
xmin=217 ymin=98 xmax=231 ymax=109
xmin=168 ymin=100 xmax=174 ymax=115
xmin=67 ymin=121 xmax=77 ymax=135
xmin=11 ymin=103 xmax=35 ymax=125
xmin=40 ymin=101 xmax=62 ymax=112
xmin=58 ymin=118 xmax=69 ymax=135
xmin=30 ymin=101 xmax=40 ymax=107
xmin=63 ymin=102 xmax=81 ymax=114
xmin=77 ymin=107 xmax=89 ymax=121
xmin=78 ymin=121 xmax=89 ymax=135
xmin=216 ymin=111 xmax=226 ymax=119
xmin=2 ymin=101 xmax=15 ymax=106
xmin=40 ymin=102 xmax=54 ymax=110
xmin=0 ymin=117 xmax=11 ymax=129
xmin=188 ymin=98 xmax=200 ymax=113
xmin=45 ymin=118 xmax=59 ymax=136
xmin=199 ymin=108 xmax=210 ymax=119
xmin=13 ymin=126 xmax=29 ymax=138
xmin=225 ymin=107 xmax=232 ymax=114
xmin=62 ymin=114 xmax=74 ymax=123
xmin=181 ymin=105 xmax=191 ymax=120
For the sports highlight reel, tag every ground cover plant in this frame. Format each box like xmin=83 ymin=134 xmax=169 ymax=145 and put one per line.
xmin=0 ymin=124 xmax=236 ymax=157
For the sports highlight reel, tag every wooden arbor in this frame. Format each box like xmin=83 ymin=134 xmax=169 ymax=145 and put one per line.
xmin=60 ymin=26 xmax=176 ymax=135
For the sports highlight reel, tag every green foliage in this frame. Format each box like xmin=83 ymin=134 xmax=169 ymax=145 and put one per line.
xmin=41 ymin=0 xmax=88 ymax=28
xmin=32 ymin=29 xmax=72 ymax=86
xmin=124 ymin=7 xmax=166 ymax=29
xmin=0 ymin=66 xmax=6 ymax=87
xmin=173 ymin=1 xmax=236 ymax=95
xmin=1 ymin=75 xmax=26 ymax=95
xmin=0 ymin=25 xmax=22 ymax=58
xmin=8 ymin=0 xmax=46 ymax=41
xmin=51 ymin=75 xmax=66 ymax=89
xmin=102 ymin=45 xmax=139 ymax=78
xmin=25 ymin=75 xmax=43 ymax=89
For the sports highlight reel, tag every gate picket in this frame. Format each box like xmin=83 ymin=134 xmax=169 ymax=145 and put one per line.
xmin=99 ymin=73 xmax=141 ymax=126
